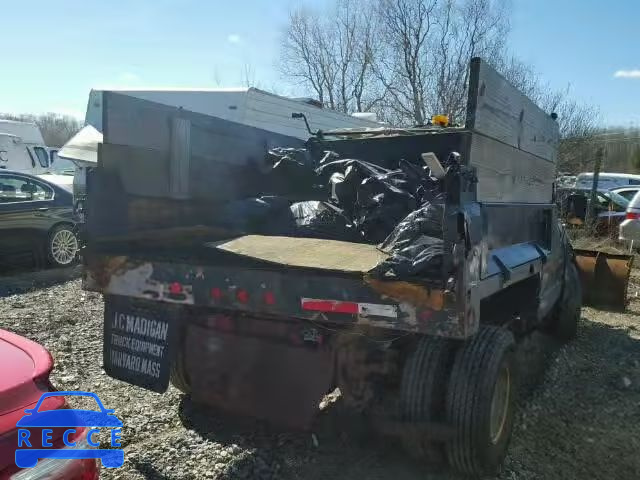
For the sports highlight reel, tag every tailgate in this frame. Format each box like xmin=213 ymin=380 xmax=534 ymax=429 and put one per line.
xmin=84 ymin=236 xmax=463 ymax=337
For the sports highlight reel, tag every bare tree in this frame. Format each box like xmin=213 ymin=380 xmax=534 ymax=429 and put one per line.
xmin=376 ymin=0 xmax=438 ymax=124
xmin=241 ymin=62 xmax=257 ymax=88
xmin=280 ymin=0 xmax=383 ymax=114
xmin=278 ymin=0 xmax=599 ymax=154
xmin=0 ymin=112 xmax=81 ymax=147
xmin=430 ymin=0 xmax=509 ymax=122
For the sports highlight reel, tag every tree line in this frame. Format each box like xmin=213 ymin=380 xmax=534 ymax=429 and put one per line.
xmin=0 ymin=112 xmax=81 ymax=148
xmin=279 ymin=0 xmax=599 ymax=171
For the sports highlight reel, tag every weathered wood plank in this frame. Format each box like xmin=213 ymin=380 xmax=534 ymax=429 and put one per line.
xmin=99 ymin=142 xmax=269 ymax=202
xmin=102 ymin=92 xmax=302 ymax=160
xmin=466 ymin=57 xmax=559 ymax=162
xmin=101 ymin=92 xmax=305 ymax=199
xmin=470 ymin=132 xmax=555 ymax=203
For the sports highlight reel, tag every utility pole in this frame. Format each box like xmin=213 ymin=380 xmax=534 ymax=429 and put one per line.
xmin=586 ymin=146 xmax=604 ymax=227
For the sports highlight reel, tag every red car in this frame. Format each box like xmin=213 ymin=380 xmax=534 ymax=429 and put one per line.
xmin=0 ymin=329 xmax=98 ymax=479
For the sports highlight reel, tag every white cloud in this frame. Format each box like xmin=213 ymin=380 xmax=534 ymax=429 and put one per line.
xmin=614 ymin=69 xmax=640 ymax=79
xmin=118 ymin=72 xmax=141 ymax=83
xmin=227 ymin=34 xmax=241 ymax=44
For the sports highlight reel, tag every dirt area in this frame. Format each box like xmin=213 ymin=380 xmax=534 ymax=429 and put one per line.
xmin=0 ymin=268 xmax=639 ymax=479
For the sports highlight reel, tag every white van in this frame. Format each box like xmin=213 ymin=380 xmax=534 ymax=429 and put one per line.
xmin=0 ymin=120 xmax=51 ymax=174
xmin=575 ymin=172 xmax=640 ymax=191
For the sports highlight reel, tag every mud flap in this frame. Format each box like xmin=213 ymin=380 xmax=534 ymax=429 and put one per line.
xmin=103 ymin=295 xmax=176 ymax=393
xmin=573 ymin=249 xmax=634 ymax=310
xmin=185 ymin=324 xmax=335 ymax=429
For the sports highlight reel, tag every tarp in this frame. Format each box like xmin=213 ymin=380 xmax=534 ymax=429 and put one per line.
xmin=57 ymin=125 xmax=103 ymax=166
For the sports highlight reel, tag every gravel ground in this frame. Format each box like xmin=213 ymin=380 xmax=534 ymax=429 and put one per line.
xmin=1 ymin=267 xmax=639 ymax=480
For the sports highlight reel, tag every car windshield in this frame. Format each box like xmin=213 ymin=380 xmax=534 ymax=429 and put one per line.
xmin=603 ymin=190 xmax=630 ymax=208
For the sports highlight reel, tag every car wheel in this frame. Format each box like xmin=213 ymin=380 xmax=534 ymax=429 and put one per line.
xmin=47 ymin=224 xmax=79 ymax=267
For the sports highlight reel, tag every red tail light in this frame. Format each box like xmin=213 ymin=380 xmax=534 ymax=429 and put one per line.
xmin=236 ymin=289 xmax=249 ymax=303
xmin=210 ymin=287 xmax=223 ymax=300
xmin=626 ymin=212 xmax=640 ymax=220
xmin=263 ymin=291 xmax=275 ymax=305
xmin=169 ymin=282 xmax=183 ymax=294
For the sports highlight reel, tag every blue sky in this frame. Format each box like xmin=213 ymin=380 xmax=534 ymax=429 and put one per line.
xmin=1 ymin=0 xmax=638 ymax=126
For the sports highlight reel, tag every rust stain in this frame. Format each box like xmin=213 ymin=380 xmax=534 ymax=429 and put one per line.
xmin=85 ymin=255 xmax=130 ymax=289
xmin=574 ymin=249 xmax=633 ymax=310
xmin=334 ymin=332 xmax=398 ymax=412
xmin=365 ymin=277 xmax=445 ymax=311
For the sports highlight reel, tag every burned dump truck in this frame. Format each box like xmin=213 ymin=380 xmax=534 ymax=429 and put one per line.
xmin=83 ymin=58 xmax=581 ymax=476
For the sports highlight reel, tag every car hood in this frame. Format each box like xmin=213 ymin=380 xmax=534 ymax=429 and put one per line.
xmin=0 ymin=330 xmax=54 ymax=419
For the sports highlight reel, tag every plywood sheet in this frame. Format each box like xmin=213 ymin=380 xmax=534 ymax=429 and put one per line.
xmin=215 ymin=235 xmax=388 ymax=273
xmin=470 ymin=132 xmax=555 ymax=203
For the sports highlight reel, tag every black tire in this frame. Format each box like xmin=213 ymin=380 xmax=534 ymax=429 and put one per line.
xmin=47 ymin=224 xmax=79 ymax=267
xmin=445 ymin=326 xmax=516 ymax=477
xmin=555 ymin=261 xmax=581 ymax=342
xmin=399 ymin=335 xmax=452 ymax=458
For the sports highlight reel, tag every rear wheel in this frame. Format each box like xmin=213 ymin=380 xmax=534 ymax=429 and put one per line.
xmin=399 ymin=335 xmax=452 ymax=459
xmin=47 ymin=224 xmax=78 ymax=267
xmin=445 ymin=326 xmax=516 ymax=476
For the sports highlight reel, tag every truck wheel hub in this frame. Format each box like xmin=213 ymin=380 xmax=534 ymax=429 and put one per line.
xmin=489 ymin=364 xmax=511 ymax=444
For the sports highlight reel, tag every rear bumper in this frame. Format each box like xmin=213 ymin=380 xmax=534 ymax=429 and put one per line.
xmin=85 ymin=254 xmax=470 ymax=339
xmin=619 ymin=218 xmax=640 ymax=242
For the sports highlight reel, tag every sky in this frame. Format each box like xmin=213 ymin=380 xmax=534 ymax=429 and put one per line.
xmin=1 ymin=0 xmax=638 ymax=126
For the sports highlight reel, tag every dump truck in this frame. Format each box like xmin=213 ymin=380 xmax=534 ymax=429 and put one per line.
xmin=83 ymin=58 xmax=584 ymax=476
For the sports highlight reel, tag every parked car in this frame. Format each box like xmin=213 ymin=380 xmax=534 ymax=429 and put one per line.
xmin=610 ymin=185 xmax=640 ymax=201
xmin=619 ymin=189 xmax=640 ymax=246
xmin=575 ymin=172 xmax=640 ymax=191
xmin=0 ymin=170 xmax=78 ymax=267
xmin=0 ymin=329 xmax=99 ymax=479
xmin=557 ymin=187 xmax=628 ymax=236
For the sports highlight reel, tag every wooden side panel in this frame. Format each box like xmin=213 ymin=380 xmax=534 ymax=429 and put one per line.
xmin=466 ymin=57 xmax=559 ymax=163
xmin=100 ymin=92 xmax=304 ymax=201
xmin=470 ymin=133 xmax=555 ymax=203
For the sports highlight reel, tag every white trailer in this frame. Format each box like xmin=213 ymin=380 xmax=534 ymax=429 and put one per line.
xmin=84 ymin=87 xmax=380 ymax=138
xmin=0 ymin=120 xmax=51 ymax=174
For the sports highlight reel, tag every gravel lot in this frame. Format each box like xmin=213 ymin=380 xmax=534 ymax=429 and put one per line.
xmin=1 ymin=267 xmax=639 ymax=480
